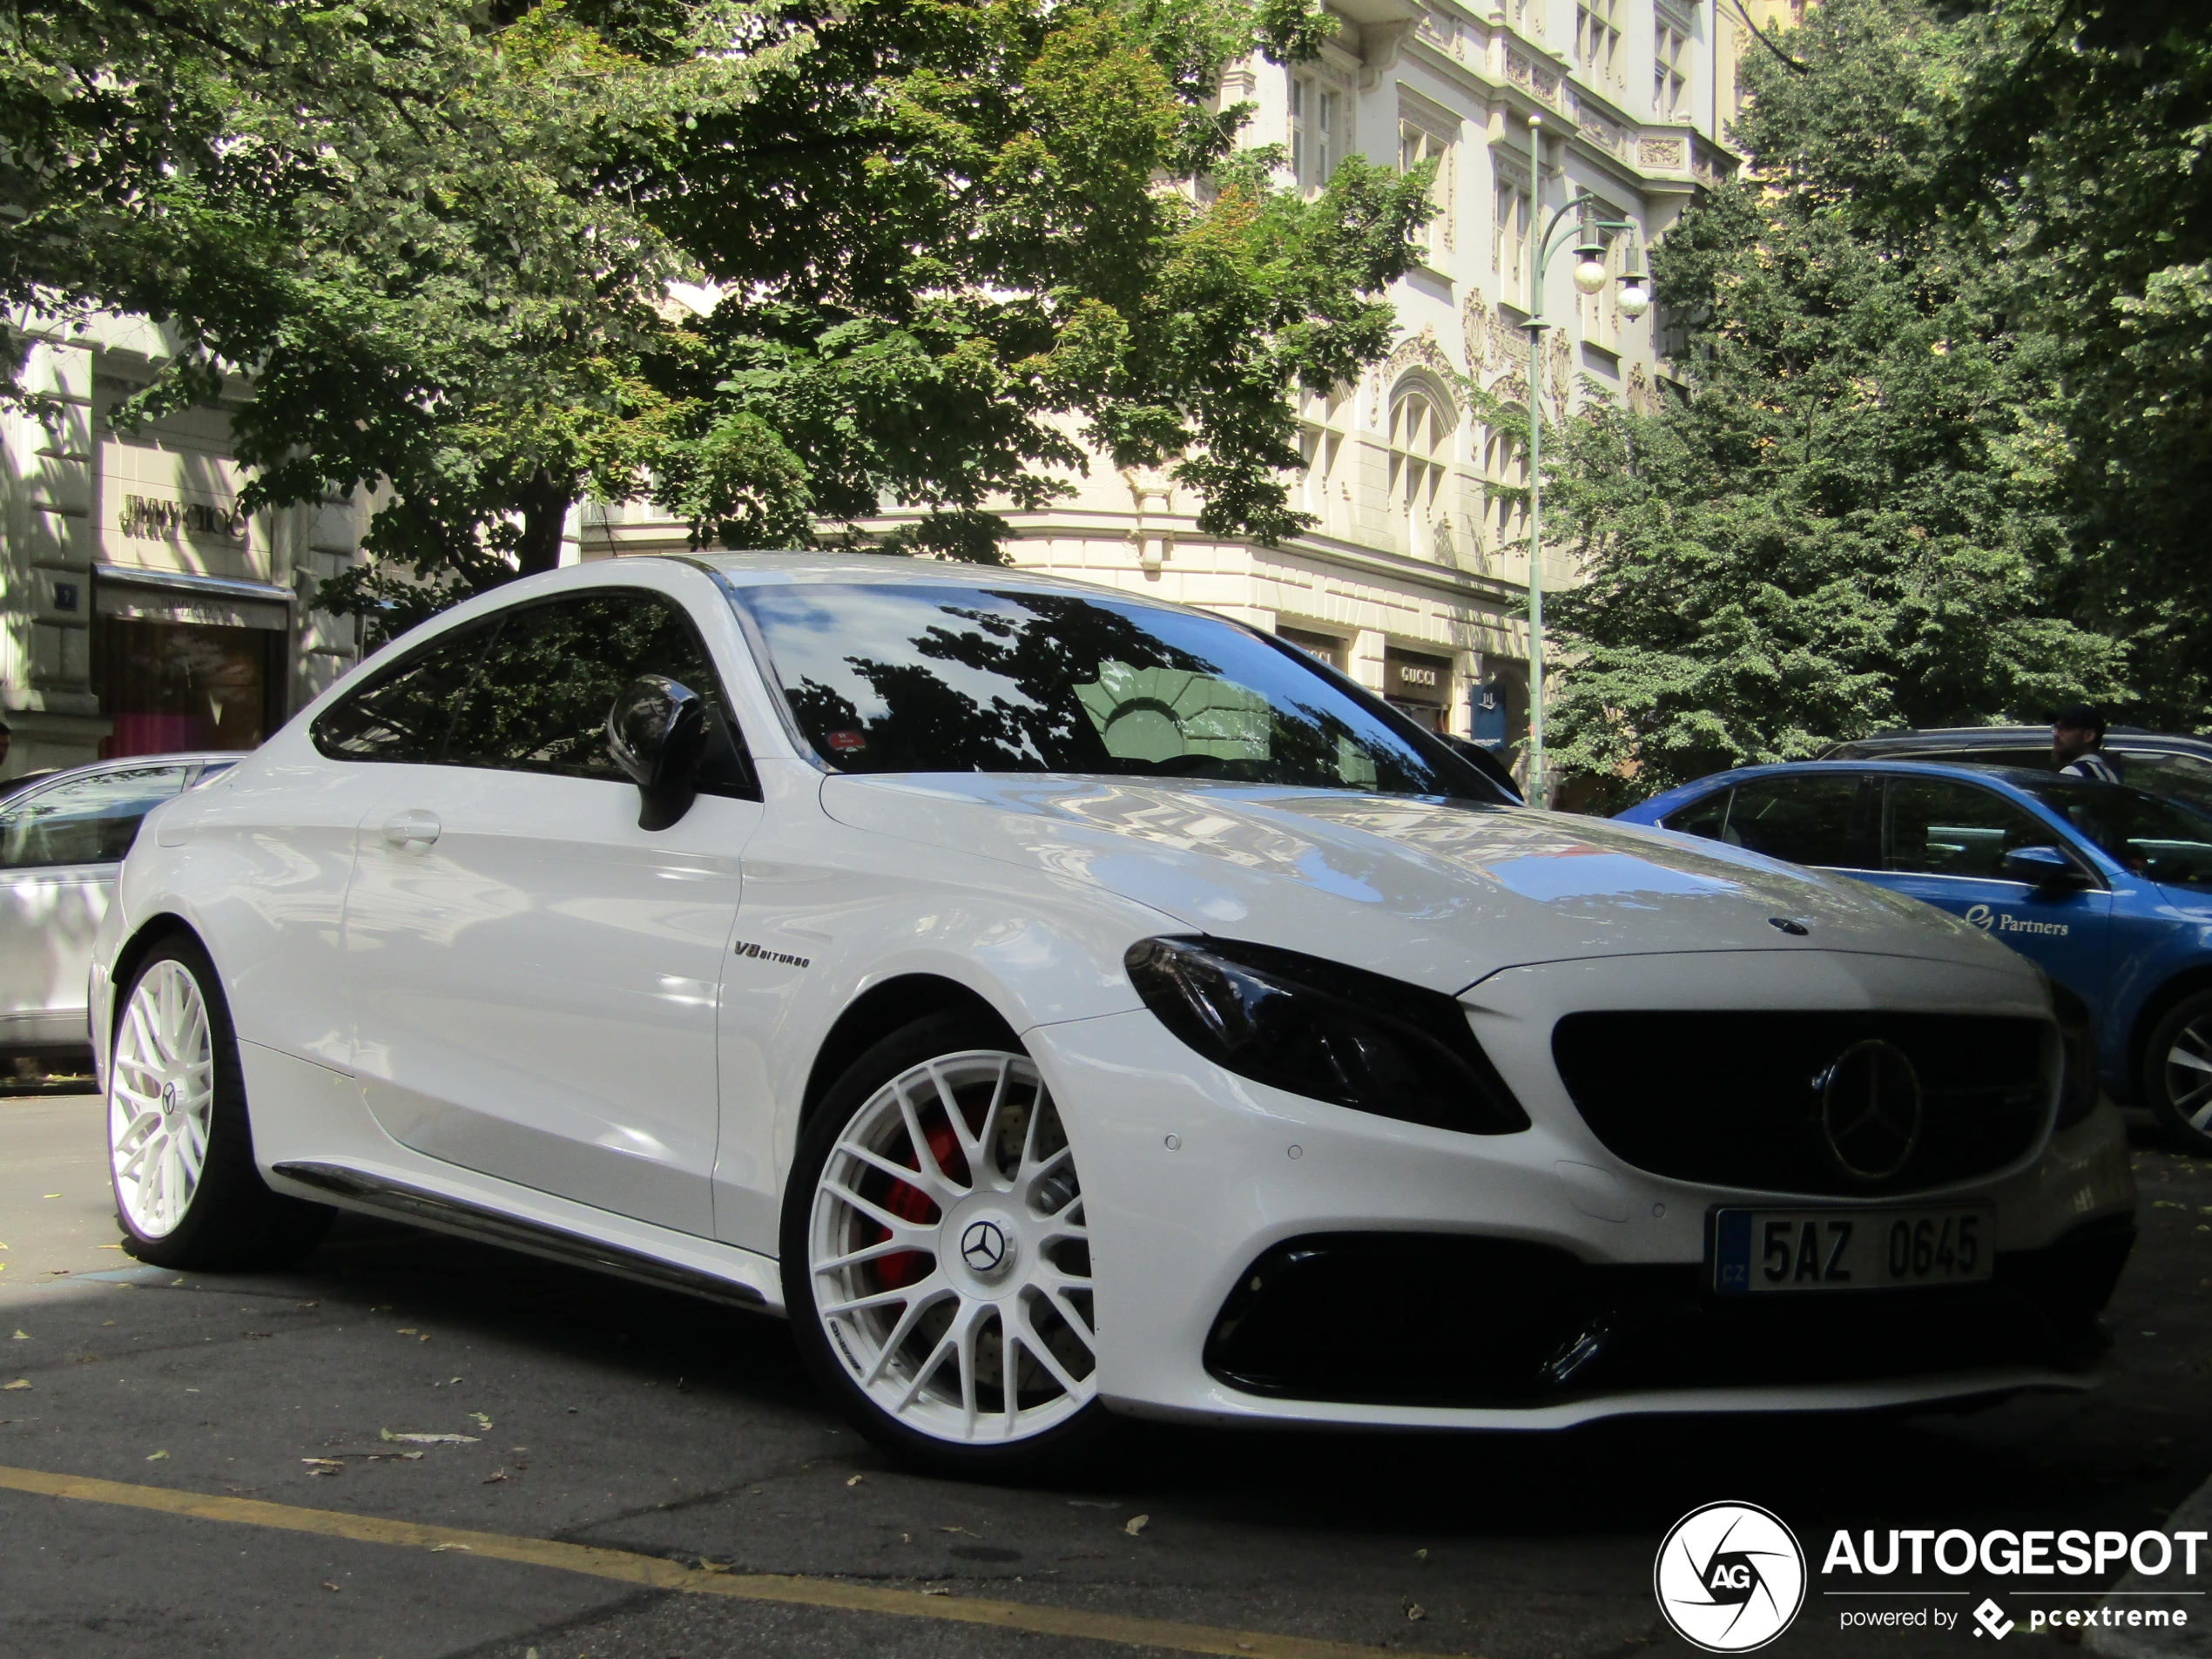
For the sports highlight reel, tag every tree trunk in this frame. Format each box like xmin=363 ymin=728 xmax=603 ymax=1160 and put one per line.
xmin=515 ymin=470 xmax=577 ymax=577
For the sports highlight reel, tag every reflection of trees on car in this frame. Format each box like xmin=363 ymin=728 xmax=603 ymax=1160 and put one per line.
xmin=763 ymin=590 xmax=1451 ymax=793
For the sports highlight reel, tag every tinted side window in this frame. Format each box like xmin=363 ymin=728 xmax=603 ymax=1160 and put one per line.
xmin=0 ymin=764 xmax=192 ymax=869
xmin=312 ymin=617 xmax=501 ymax=763
xmin=1723 ymin=775 xmax=1866 ymax=867
xmin=1661 ymin=788 xmax=1733 ymax=840
xmin=1883 ymin=778 xmax=2060 ymax=879
xmin=444 ymin=590 xmax=753 ymax=795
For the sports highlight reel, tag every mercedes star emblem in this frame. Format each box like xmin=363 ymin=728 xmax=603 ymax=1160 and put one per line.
xmin=1817 ymin=1039 xmax=1924 ymax=1183
xmin=960 ymin=1218 xmax=1010 ymax=1276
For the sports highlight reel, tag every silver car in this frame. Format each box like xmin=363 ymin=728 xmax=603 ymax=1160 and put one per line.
xmin=1 ymin=755 xmax=239 ymax=1070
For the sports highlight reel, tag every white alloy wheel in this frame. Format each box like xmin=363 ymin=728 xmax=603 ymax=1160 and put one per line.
xmin=807 ymin=1050 xmax=1096 ymax=1445
xmin=109 ymin=959 xmax=217 ymax=1238
xmin=2164 ymin=1017 xmax=2212 ymax=1136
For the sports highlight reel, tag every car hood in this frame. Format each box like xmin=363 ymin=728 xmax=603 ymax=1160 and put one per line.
xmin=819 ymin=774 xmax=2015 ymax=994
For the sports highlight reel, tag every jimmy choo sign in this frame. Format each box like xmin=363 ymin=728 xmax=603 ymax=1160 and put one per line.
xmin=118 ymin=492 xmax=249 ymax=544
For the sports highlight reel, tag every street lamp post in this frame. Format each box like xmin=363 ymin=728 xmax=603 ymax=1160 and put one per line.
xmin=1521 ymin=112 xmax=1650 ymax=806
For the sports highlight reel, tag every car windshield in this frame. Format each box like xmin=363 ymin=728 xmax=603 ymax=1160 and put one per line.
xmin=732 ymin=583 xmax=1502 ymax=799
xmin=2019 ymin=779 xmax=2212 ymax=887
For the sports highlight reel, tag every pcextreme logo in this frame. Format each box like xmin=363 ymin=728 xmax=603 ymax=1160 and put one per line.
xmin=1655 ymin=1502 xmax=1809 ymax=1652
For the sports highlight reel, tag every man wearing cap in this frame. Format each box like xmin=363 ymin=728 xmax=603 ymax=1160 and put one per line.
xmin=2054 ymin=703 xmax=2123 ymax=784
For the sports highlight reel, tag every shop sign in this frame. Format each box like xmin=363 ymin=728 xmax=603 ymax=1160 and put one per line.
xmin=1383 ymin=648 xmax=1452 ymax=705
xmin=118 ymin=492 xmax=250 ymax=546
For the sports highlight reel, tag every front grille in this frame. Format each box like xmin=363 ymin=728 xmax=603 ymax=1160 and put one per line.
xmin=1204 ymin=1224 xmax=2130 ymax=1408
xmin=1551 ymin=1011 xmax=2053 ymax=1197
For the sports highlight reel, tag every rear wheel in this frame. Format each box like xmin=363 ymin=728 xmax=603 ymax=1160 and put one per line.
xmin=108 ymin=937 xmax=334 ymax=1268
xmin=2141 ymin=989 xmax=2212 ymax=1157
xmin=781 ymin=1013 xmax=1111 ymax=1476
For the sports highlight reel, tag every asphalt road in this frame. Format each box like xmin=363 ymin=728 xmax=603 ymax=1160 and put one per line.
xmin=2 ymin=1092 xmax=2208 ymax=1659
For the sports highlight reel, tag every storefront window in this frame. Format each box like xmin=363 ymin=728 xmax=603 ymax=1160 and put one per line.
xmin=94 ymin=614 xmax=279 ymax=759
xmin=1383 ymin=647 xmax=1454 ymax=734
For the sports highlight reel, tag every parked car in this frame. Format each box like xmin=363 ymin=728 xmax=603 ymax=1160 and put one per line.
xmin=91 ymin=556 xmax=2133 ymax=1473
xmin=1620 ymin=759 xmax=2212 ymax=1156
xmin=1823 ymin=726 xmax=2212 ymax=816
xmin=1 ymin=754 xmax=239 ymax=1074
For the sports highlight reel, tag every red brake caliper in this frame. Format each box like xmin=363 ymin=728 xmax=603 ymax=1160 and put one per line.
xmin=873 ymin=1118 xmax=967 ymax=1291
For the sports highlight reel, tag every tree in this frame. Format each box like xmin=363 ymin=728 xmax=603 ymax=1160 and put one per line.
xmin=1541 ymin=0 xmax=2122 ymax=806
xmin=1925 ymin=0 xmax=2212 ymax=724
xmin=0 ymin=0 xmax=1432 ymax=641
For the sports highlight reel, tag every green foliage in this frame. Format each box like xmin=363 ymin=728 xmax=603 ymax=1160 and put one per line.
xmin=1544 ymin=0 xmax=2124 ymax=806
xmin=0 ymin=0 xmax=1430 ymax=640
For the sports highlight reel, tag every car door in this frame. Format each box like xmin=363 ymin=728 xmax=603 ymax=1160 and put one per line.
xmin=340 ymin=583 xmax=762 ymax=1237
xmin=0 ymin=761 xmax=196 ymax=1052
xmin=1869 ymin=772 xmax=2112 ymax=1006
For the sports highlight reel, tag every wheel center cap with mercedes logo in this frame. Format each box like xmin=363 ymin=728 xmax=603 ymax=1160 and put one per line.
xmin=959 ymin=1216 xmax=1016 ymax=1280
xmin=1817 ymin=1038 xmax=1924 ymax=1182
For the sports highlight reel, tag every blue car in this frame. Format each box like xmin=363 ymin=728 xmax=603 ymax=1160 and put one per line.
xmin=1617 ymin=759 xmax=2212 ymax=1156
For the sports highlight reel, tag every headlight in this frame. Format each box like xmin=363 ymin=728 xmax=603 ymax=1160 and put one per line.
xmin=1124 ymin=936 xmax=1529 ymax=1134
xmin=2049 ymin=981 xmax=2100 ymax=1130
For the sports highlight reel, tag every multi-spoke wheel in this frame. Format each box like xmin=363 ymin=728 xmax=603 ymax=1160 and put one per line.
xmin=783 ymin=1014 xmax=1111 ymax=1474
xmin=2144 ymin=991 xmax=2212 ymax=1158
xmin=110 ymin=958 xmax=216 ymax=1238
xmin=105 ymin=937 xmax=334 ymax=1269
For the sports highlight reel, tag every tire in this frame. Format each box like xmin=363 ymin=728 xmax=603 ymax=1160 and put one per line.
xmin=2141 ymin=989 xmax=2212 ymax=1158
xmin=780 ymin=1012 xmax=1114 ymax=1478
xmin=107 ymin=936 xmax=334 ymax=1269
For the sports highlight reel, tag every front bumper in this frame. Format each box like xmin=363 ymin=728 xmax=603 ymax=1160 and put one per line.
xmin=1029 ymin=949 xmax=2136 ymax=1431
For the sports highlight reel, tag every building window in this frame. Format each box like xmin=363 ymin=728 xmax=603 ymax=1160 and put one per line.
xmin=1655 ymin=6 xmax=1689 ymax=116
xmin=1387 ymin=385 xmax=1453 ymax=563
xmin=1480 ymin=413 xmax=1528 ymax=566
xmin=1399 ymin=118 xmax=1451 ymax=260
xmin=1291 ymin=75 xmax=1339 ymax=192
xmin=1576 ymin=0 xmax=1620 ymax=81
xmin=1494 ymin=173 xmax=1532 ymax=308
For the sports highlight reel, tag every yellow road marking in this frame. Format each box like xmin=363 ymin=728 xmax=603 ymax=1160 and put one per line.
xmin=0 ymin=1462 xmax=1463 ymax=1659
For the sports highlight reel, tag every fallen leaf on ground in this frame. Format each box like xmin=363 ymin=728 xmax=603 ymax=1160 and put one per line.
xmin=1405 ymin=1601 xmax=1426 ymax=1622
xmin=1123 ymin=1514 xmax=1150 ymax=1536
xmin=482 ymin=1469 xmax=508 ymax=1485
xmin=428 ymin=1543 xmax=471 ymax=1553
xmin=922 ymin=1588 xmax=951 ymax=1597
xmin=301 ymin=1458 xmax=344 ymax=1470
xmin=1415 ymin=1548 xmax=1429 ymax=1563
xmin=41 ymin=1193 xmax=58 ymax=1199
xmin=145 ymin=1450 xmax=168 ymax=1461
xmin=96 ymin=1244 xmax=123 ymax=1251
xmin=1 ymin=1379 xmax=28 ymax=1391
xmin=395 ymin=1328 xmax=418 ymax=1335
xmin=10 ymin=1331 xmax=24 ymax=1340
xmin=698 ymin=1560 xmax=732 ymax=1575
xmin=321 ymin=1581 xmax=340 ymax=1592
xmin=846 ymin=1474 xmax=865 ymax=1487
xmin=468 ymin=1413 xmax=493 ymax=1431
xmin=939 ymin=1525 xmax=977 ymax=1536
xmin=380 ymin=1429 xmax=479 ymax=1445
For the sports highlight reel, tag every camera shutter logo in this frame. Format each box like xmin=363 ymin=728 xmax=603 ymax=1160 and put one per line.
xmin=1653 ymin=1502 xmax=1806 ymax=1652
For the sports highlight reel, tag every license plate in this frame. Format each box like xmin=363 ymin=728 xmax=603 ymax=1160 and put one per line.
xmin=1711 ymin=1207 xmax=1995 ymax=1294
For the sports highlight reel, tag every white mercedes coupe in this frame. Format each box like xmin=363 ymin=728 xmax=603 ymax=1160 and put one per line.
xmin=91 ymin=554 xmax=2137 ymax=1474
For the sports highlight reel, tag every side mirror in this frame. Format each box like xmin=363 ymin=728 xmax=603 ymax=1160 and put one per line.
xmin=608 ymin=675 xmax=707 ymax=831
xmin=2002 ymin=844 xmax=2087 ymax=888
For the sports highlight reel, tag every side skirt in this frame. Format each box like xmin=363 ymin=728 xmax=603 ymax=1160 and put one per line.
xmin=272 ymin=1161 xmax=768 ymax=1311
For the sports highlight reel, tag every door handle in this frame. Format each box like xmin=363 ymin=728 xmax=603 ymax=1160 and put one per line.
xmin=381 ymin=810 xmax=442 ymax=849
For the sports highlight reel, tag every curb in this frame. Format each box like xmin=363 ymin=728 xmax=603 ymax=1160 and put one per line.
xmin=2087 ymin=1471 xmax=2212 ymax=1659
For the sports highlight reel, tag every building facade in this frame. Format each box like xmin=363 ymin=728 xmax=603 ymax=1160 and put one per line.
xmin=0 ymin=317 xmax=369 ymax=780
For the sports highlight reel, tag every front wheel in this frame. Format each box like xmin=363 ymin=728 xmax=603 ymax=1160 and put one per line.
xmin=2141 ymin=990 xmax=2212 ymax=1158
xmin=781 ymin=1014 xmax=1112 ymax=1476
xmin=108 ymin=937 xmax=334 ymax=1268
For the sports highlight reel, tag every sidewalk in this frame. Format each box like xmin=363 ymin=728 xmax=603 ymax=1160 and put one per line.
xmin=0 ymin=1090 xmax=132 ymax=1305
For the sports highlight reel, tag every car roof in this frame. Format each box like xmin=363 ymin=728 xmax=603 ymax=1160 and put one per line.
xmin=677 ymin=550 xmax=1165 ymax=604
xmin=5 ymin=752 xmax=242 ymax=796
xmin=1827 ymin=726 xmax=2212 ymax=759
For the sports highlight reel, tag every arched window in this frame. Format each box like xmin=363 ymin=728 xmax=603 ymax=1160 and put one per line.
xmin=1480 ymin=407 xmax=1528 ymax=572
xmin=1296 ymin=383 xmax=1348 ymax=537
xmin=1387 ymin=382 xmax=1456 ymax=563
